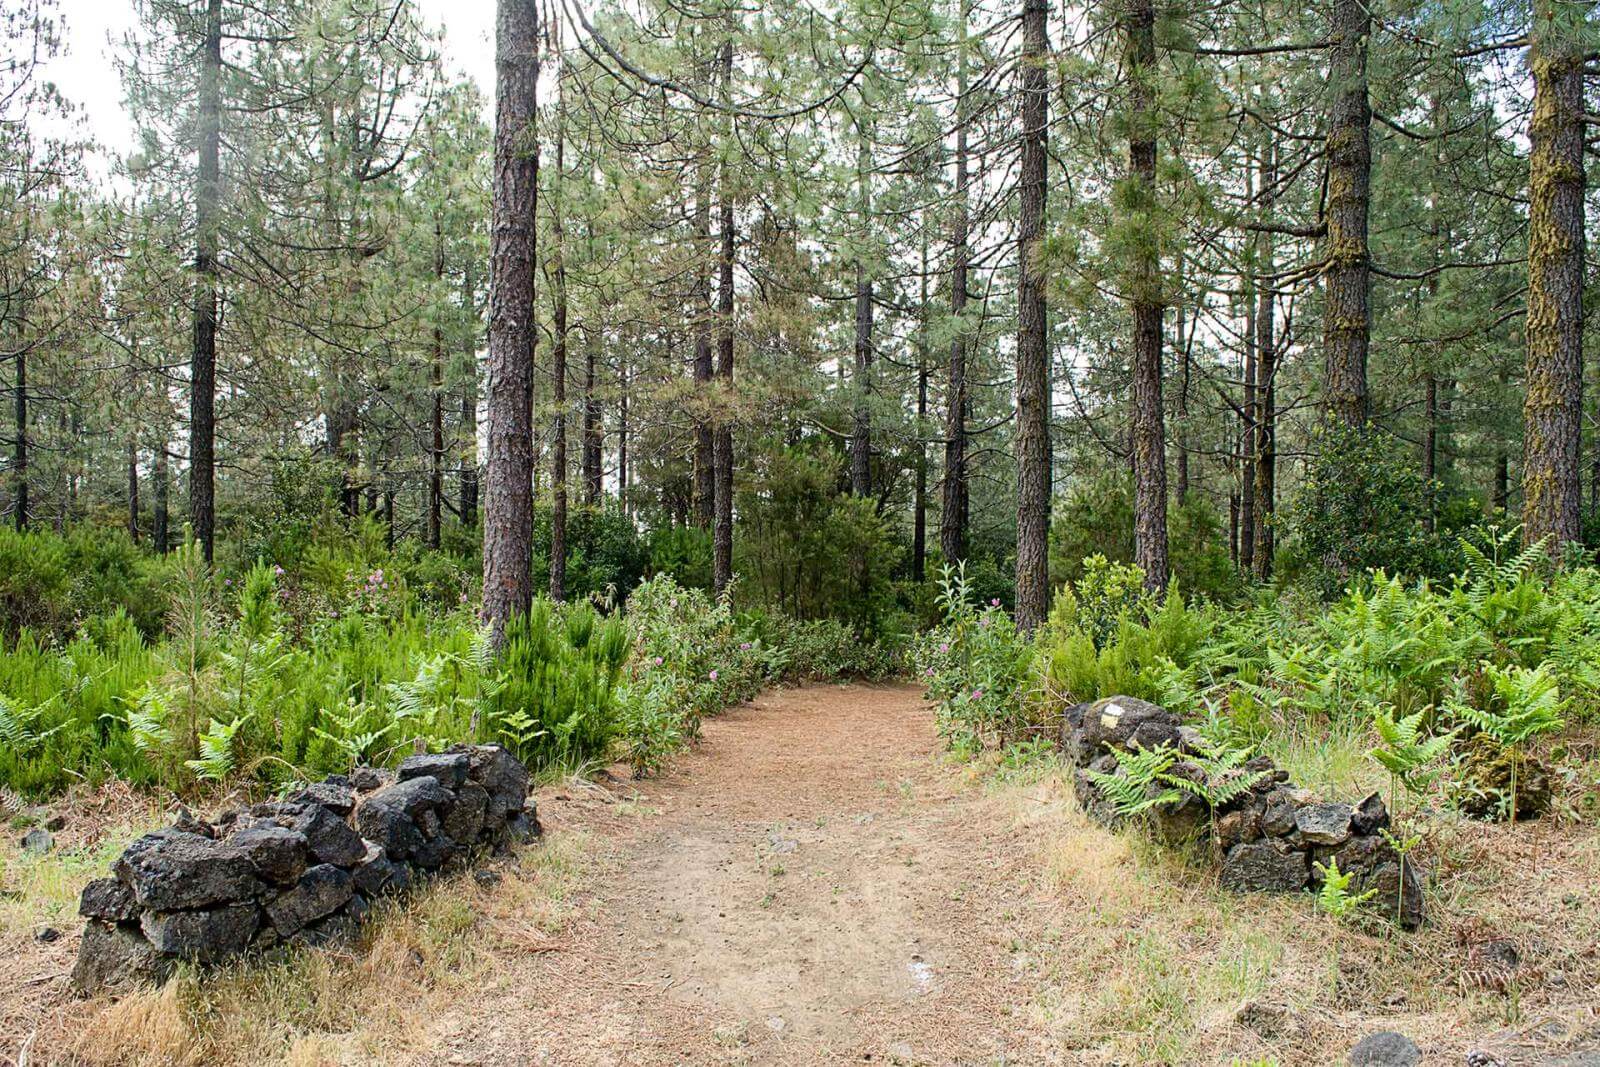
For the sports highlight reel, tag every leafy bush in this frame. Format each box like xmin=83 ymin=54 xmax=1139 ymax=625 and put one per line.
xmin=912 ymin=565 xmax=1038 ymax=752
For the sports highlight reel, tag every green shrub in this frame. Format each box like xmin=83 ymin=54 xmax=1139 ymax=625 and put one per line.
xmin=912 ymin=564 xmax=1038 ymax=751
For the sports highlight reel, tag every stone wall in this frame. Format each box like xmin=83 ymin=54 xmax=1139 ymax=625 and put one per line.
xmin=72 ymin=745 xmax=538 ymax=995
xmin=1062 ymin=695 xmax=1424 ymax=928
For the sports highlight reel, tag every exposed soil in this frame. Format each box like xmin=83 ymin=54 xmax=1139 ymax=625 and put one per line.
xmin=423 ymin=683 xmax=1058 ymax=1065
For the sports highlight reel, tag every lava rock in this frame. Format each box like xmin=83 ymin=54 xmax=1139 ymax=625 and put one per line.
xmin=465 ymin=744 xmax=531 ymax=820
xmin=20 ymin=828 xmax=54 ymax=854
xmin=1077 ymin=696 xmax=1182 ymax=758
xmin=473 ymin=868 xmax=503 ymax=888
xmin=506 ymin=810 xmax=541 ymax=843
xmin=353 ymin=798 xmax=425 ymax=861
xmin=288 ymin=781 xmax=357 ymax=818
xmin=1220 ymin=839 xmax=1310 ymax=893
xmin=72 ymin=920 xmax=174 ymax=994
xmin=140 ymin=904 xmax=260 ymax=962
xmin=227 ymin=825 xmax=309 ymax=885
xmin=113 ymin=830 xmax=260 ymax=912
xmin=1348 ymin=1031 xmax=1421 ymax=1066
xmin=251 ymin=802 xmax=366 ymax=868
xmin=265 ymin=864 xmax=354 ymax=937
xmin=369 ymin=775 xmax=455 ymax=819
xmin=170 ymin=804 xmax=216 ymax=838
xmin=409 ymin=832 xmax=456 ymax=870
xmin=349 ymin=841 xmax=406 ymax=897
xmin=1294 ymin=802 xmax=1353 ymax=846
xmin=78 ymin=878 xmax=139 ymax=922
xmin=350 ymin=766 xmax=392 ymax=793
xmin=443 ymin=780 xmax=488 ymax=845
xmin=1350 ymin=792 xmax=1389 ymax=835
xmin=1216 ymin=804 xmax=1264 ymax=849
xmin=397 ymin=751 xmax=470 ymax=789
xmin=1260 ymin=788 xmax=1302 ymax=837
xmin=1057 ymin=702 xmax=1092 ymax=763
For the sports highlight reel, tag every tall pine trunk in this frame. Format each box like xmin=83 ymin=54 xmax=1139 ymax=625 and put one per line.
xmin=1522 ymin=6 xmax=1585 ymax=552
xmin=153 ymin=442 xmax=169 ymax=553
xmin=913 ymin=237 xmax=930 ymax=583
xmin=692 ymin=179 xmax=715 ymax=530
xmin=482 ymin=0 xmax=539 ymax=642
xmin=459 ymin=266 xmax=479 ymax=528
xmin=851 ymin=124 xmax=874 ymax=498
xmin=428 ymin=219 xmax=445 ymax=549
xmin=583 ymin=328 xmax=602 ymax=506
xmin=1253 ymin=145 xmax=1277 ymax=578
xmin=11 ymin=328 xmax=24 ymax=532
xmin=712 ymin=39 xmax=736 ymax=596
xmin=1126 ymin=0 xmax=1168 ymax=593
xmin=127 ymin=438 xmax=140 ymax=543
xmin=1323 ymin=0 xmax=1371 ymax=430
xmin=1014 ymin=0 xmax=1051 ymax=631
xmin=941 ymin=0 xmax=971 ymax=566
xmin=189 ymin=0 xmax=222 ymax=560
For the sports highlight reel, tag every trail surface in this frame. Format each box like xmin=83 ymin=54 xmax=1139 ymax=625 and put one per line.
xmin=427 ymin=683 xmax=1055 ymax=1066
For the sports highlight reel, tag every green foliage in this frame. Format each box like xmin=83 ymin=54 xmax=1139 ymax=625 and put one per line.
xmin=1038 ymin=561 xmax=1213 ymax=712
xmin=1312 ymin=857 xmax=1377 ymax=919
xmin=531 ymin=504 xmax=650 ymax=605
xmin=1283 ymin=421 xmax=1450 ymax=596
xmin=0 ymin=525 xmax=175 ymax=639
xmin=913 ymin=564 xmax=1039 ymax=750
xmin=1084 ymin=744 xmax=1183 ymax=817
xmin=733 ymin=441 xmax=905 ymax=632
xmin=1369 ymin=708 xmax=1456 ymax=799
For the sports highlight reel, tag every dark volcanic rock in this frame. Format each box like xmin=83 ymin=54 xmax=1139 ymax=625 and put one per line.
xmin=409 ymin=832 xmax=456 ymax=871
xmin=351 ymin=841 xmax=403 ymax=896
xmin=140 ymin=904 xmax=260 ymax=962
xmin=227 ymin=825 xmax=309 ymax=885
xmin=1350 ymin=791 xmax=1389 ymax=835
xmin=113 ymin=830 xmax=260 ymax=912
xmin=1215 ymin=803 xmax=1264 ymax=849
xmin=288 ymin=781 xmax=357 ymax=817
xmin=443 ymin=781 xmax=488 ymax=845
xmin=369 ymin=775 xmax=455 ymax=819
xmin=1220 ymin=839 xmax=1310 ymax=892
xmin=1077 ymin=696 xmax=1182 ymax=757
xmin=465 ymin=744 xmax=531 ymax=821
xmin=397 ymin=751 xmax=470 ymax=789
xmin=78 ymin=878 xmax=139 ymax=922
xmin=351 ymin=766 xmax=392 ymax=793
xmin=250 ymin=802 xmax=366 ymax=868
xmin=265 ymin=864 xmax=354 ymax=937
xmin=21 ymin=828 xmax=53 ymax=853
xmin=353 ymin=799 xmax=425 ymax=861
xmin=1347 ymin=1031 xmax=1421 ymax=1066
xmin=1260 ymin=788 xmax=1301 ymax=837
xmin=1294 ymin=802 xmax=1353 ymax=846
xmin=506 ymin=811 xmax=541 ymax=843
xmin=73 ymin=920 xmax=174 ymax=994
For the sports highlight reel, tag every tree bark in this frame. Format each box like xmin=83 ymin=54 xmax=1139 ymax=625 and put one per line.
xmin=1014 ymin=0 xmax=1051 ymax=631
xmin=1522 ymin=6 xmax=1586 ymax=553
xmin=428 ymin=219 xmax=445 ymax=550
xmin=482 ymin=0 xmax=540 ymax=643
xmin=941 ymin=0 xmax=971 ymax=567
xmin=549 ymin=67 xmax=569 ymax=602
xmin=1252 ymin=146 xmax=1277 ymax=579
xmin=1323 ymin=0 xmax=1372 ymax=431
xmin=11 ymin=327 xmax=24 ymax=532
xmin=693 ymin=179 xmax=715 ymax=530
xmin=583 ymin=328 xmax=603 ymax=506
xmin=913 ymin=237 xmax=929 ymax=584
xmin=153 ymin=442 xmax=169 ymax=553
xmin=127 ymin=438 xmax=140 ymax=543
xmin=851 ymin=123 xmax=874 ymax=499
xmin=1125 ymin=0 xmax=1168 ymax=593
xmin=459 ymin=266 xmax=480 ymax=529
xmin=712 ymin=39 xmax=736 ymax=596
xmin=189 ymin=0 xmax=222 ymax=560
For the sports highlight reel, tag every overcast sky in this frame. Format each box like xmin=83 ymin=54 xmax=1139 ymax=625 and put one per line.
xmin=43 ymin=1 xmax=498 ymax=171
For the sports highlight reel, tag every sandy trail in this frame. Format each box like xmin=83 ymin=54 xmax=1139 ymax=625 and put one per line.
xmin=424 ymin=683 xmax=1057 ymax=1066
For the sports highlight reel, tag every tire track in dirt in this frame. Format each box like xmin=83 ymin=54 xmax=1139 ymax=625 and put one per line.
xmin=424 ymin=683 xmax=1059 ymax=1066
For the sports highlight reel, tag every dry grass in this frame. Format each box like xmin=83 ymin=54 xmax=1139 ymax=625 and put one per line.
xmin=995 ymin=769 xmax=1600 ymax=1066
xmin=2 ymin=819 xmax=584 ymax=1067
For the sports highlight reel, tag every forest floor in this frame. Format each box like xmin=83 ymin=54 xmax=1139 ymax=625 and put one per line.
xmin=5 ymin=683 xmax=1600 ymax=1065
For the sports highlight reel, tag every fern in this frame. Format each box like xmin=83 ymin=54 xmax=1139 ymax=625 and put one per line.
xmin=1313 ymin=856 xmax=1377 ymax=919
xmin=1369 ymin=706 xmax=1456 ymax=800
xmin=0 ymin=693 xmax=66 ymax=757
xmin=1164 ymin=737 xmax=1270 ymax=812
xmin=1446 ymin=662 xmax=1565 ymax=822
xmin=1084 ymin=743 xmax=1183 ymax=817
xmin=185 ymin=716 xmax=246 ymax=781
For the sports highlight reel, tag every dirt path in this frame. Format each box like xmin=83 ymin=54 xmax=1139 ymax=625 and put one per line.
xmin=425 ymin=683 xmax=1057 ymax=1066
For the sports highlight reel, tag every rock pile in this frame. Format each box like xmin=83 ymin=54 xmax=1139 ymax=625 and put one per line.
xmin=72 ymin=745 xmax=538 ymax=995
xmin=1062 ymin=695 xmax=1424 ymax=928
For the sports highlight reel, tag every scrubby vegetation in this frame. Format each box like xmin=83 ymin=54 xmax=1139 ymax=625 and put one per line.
xmin=0 ymin=522 xmax=904 ymax=801
xmin=918 ymin=523 xmax=1600 ymax=925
